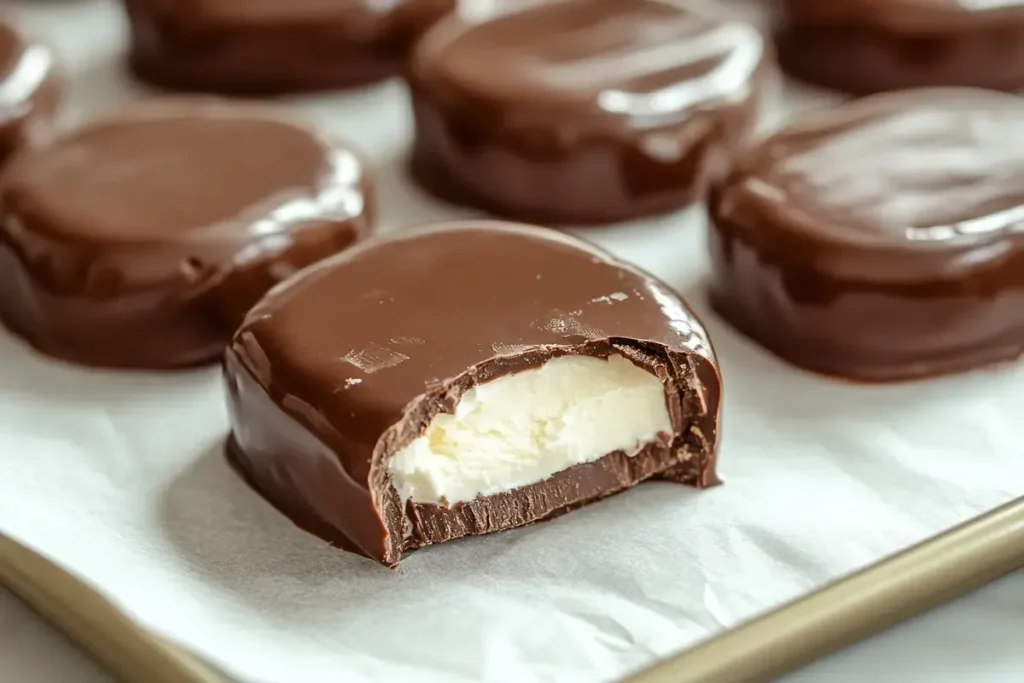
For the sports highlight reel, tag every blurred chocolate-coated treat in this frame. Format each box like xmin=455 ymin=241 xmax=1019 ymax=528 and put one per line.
xmin=226 ymin=220 xmax=721 ymax=566
xmin=0 ymin=99 xmax=374 ymax=370
xmin=777 ymin=0 xmax=1024 ymax=93
xmin=121 ymin=0 xmax=455 ymax=94
xmin=0 ymin=18 xmax=61 ymax=166
xmin=408 ymin=0 xmax=774 ymax=225
xmin=709 ymin=88 xmax=1024 ymax=382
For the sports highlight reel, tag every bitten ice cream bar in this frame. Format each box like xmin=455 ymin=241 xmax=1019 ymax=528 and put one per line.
xmin=225 ymin=221 xmax=722 ymax=566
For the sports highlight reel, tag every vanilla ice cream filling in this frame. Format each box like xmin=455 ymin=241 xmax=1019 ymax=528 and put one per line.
xmin=388 ymin=353 xmax=673 ymax=505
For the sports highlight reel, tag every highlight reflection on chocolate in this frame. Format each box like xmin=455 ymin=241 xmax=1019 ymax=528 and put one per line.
xmin=121 ymin=0 xmax=455 ymax=94
xmin=0 ymin=18 xmax=61 ymax=166
xmin=709 ymin=88 xmax=1024 ymax=382
xmin=408 ymin=0 xmax=774 ymax=225
xmin=776 ymin=0 xmax=1024 ymax=93
xmin=0 ymin=99 xmax=373 ymax=370
xmin=226 ymin=221 xmax=722 ymax=567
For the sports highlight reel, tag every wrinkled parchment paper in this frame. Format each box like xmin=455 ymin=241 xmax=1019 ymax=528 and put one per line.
xmin=1 ymin=2 xmax=1022 ymax=682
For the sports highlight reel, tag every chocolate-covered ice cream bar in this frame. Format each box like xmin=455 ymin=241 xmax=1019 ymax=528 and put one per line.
xmin=0 ymin=98 xmax=373 ymax=369
xmin=709 ymin=88 xmax=1024 ymax=382
xmin=226 ymin=220 xmax=721 ymax=566
xmin=0 ymin=17 xmax=60 ymax=166
xmin=121 ymin=0 xmax=455 ymax=94
xmin=408 ymin=0 xmax=774 ymax=225
xmin=776 ymin=0 xmax=1024 ymax=93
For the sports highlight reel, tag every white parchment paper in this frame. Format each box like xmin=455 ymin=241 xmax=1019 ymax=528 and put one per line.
xmin=1 ymin=1 xmax=1022 ymax=682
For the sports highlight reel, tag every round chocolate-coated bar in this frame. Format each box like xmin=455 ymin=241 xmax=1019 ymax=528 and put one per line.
xmin=776 ymin=0 xmax=1024 ymax=94
xmin=0 ymin=18 xmax=61 ymax=166
xmin=708 ymin=88 xmax=1024 ymax=382
xmin=0 ymin=99 xmax=373 ymax=370
xmin=408 ymin=0 xmax=774 ymax=225
xmin=121 ymin=0 xmax=454 ymax=94
xmin=226 ymin=221 xmax=722 ymax=567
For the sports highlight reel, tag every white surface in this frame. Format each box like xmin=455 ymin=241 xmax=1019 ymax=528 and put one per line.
xmin=0 ymin=1 xmax=1022 ymax=682
xmin=390 ymin=354 xmax=672 ymax=504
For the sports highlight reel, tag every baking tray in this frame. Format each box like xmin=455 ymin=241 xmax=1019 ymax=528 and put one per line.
xmin=3 ymin=497 xmax=1022 ymax=683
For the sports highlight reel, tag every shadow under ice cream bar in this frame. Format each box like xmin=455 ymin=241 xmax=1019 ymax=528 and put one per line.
xmin=121 ymin=0 xmax=455 ymax=94
xmin=776 ymin=0 xmax=1024 ymax=93
xmin=225 ymin=221 xmax=722 ymax=567
xmin=408 ymin=0 xmax=774 ymax=225
xmin=0 ymin=98 xmax=373 ymax=369
xmin=709 ymin=87 xmax=1024 ymax=382
xmin=0 ymin=17 xmax=61 ymax=166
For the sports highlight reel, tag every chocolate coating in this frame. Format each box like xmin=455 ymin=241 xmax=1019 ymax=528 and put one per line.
xmin=0 ymin=18 xmax=61 ymax=166
xmin=0 ymin=99 xmax=373 ymax=369
xmin=709 ymin=88 xmax=1024 ymax=382
xmin=226 ymin=221 xmax=722 ymax=566
xmin=408 ymin=0 xmax=773 ymax=225
xmin=122 ymin=0 xmax=455 ymax=94
xmin=776 ymin=0 xmax=1024 ymax=93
